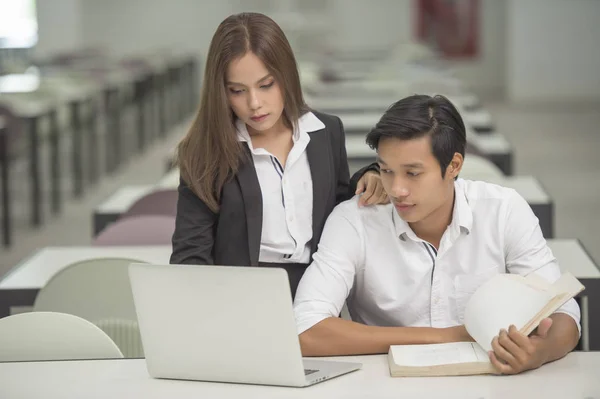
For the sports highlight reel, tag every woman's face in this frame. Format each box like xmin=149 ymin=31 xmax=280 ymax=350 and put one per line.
xmin=226 ymin=51 xmax=285 ymax=135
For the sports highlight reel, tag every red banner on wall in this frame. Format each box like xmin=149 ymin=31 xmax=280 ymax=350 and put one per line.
xmin=415 ymin=0 xmax=480 ymax=58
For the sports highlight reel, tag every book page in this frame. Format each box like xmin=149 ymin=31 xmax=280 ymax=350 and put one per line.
xmin=390 ymin=342 xmax=489 ymax=367
xmin=464 ymin=274 xmax=553 ymax=352
xmin=543 ymin=272 xmax=584 ymax=297
xmin=520 ymin=273 xmax=584 ymax=335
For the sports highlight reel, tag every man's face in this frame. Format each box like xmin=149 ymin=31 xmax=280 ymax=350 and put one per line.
xmin=377 ymin=135 xmax=459 ymax=225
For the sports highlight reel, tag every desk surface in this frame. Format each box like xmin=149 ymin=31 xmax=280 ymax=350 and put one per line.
xmin=0 ymin=95 xmax=54 ymax=118
xmin=345 ymin=132 xmax=510 ymax=164
xmin=549 ymin=239 xmax=600 ymax=278
xmin=156 ymin=168 xmax=180 ymax=189
xmin=0 ymin=240 xmax=592 ymax=293
xmin=342 ymin=114 xmax=502 ymax=154
xmin=346 ymin=137 xmax=543 ymax=203
xmin=337 ymin=110 xmax=492 ymax=131
xmin=0 ymin=74 xmax=40 ymax=93
xmin=0 ymin=352 xmax=598 ymax=398
xmin=484 ymin=175 xmax=550 ymax=203
xmin=467 ymin=127 xmax=512 ymax=153
xmin=96 ymin=185 xmax=155 ymax=213
xmin=304 ymin=79 xmax=480 ymax=109
xmin=98 ymin=173 xmax=550 ymax=222
xmin=345 ymin=136 xmax=504 ymax=179
xmin=0 ymin=246 xmax=172 ymax=290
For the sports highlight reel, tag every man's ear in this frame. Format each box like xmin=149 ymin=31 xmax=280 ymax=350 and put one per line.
xmin=447 ymin=152 xmax=464 ymax=179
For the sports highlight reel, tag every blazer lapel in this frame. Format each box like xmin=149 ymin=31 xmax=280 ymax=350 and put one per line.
xmin=236 ymin=145 xmax=262 ymax=266
xmin=306 ymin=128 xmax=332 ymax=247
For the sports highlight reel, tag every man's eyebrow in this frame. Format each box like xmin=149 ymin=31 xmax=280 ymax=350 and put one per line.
xmin=375 ymin=157 xmax=424 ymax=168
xmin=401 ymin=163 xmax=424 ymax=168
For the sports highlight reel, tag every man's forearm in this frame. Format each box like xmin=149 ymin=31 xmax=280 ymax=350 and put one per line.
xmin=299 ymin=317 xmax=471 ymax=357
xmin=540 ymin=313 xmax=580 ymax=364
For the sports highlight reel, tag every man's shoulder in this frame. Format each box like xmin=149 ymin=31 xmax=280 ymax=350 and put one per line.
xmin=458 ymin=178 xmax=520 ymax=203
xmin=331 ymin=196 xmax=394 ymax=227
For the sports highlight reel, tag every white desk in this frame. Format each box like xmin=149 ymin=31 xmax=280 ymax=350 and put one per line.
xmin=549 ymin=239 xmax=600 ymax=351
xmin=97 ymin=175 xmax=552 ymax=240
xmin=95 ymin=185 xmax=156 ymax=215
xmin=0 ymin=73 xmax=40 ymax=93
xmin=338 ymin=112 xmax=510 ymax=173
xmin=345 ymin=135 xmax=506 ymax=179
xmin=347 ymin=151 xmax=504 ymax=181
xmin=550 ymin=239 xmax=600 ymax=279
xmin=156 ymin=167 xmax=180 ymax=189
xmin=0 ymin=353 xmax=598 ymax=398
xmin=306 ymin=93 xmax=398 ymax=113
xmin=93 ymin=170 xmax=181 ymax=235
xmin=465 ymin=108 xmax=494 ymax=132
xmin=304 ymin=78 xmax=481 ymax=110
xmin=93 ymin=185 xmax=155 ymax=235
xmin=308 ymin=92 xmax=481 ymax=112
xmin=467 ymin=127 xmax=513 ymax=174
xmin=305 ymin=92 xmax=490 ymax=131
xmin=344 ymin=129 xmax=511 ymax=157
xmin=0 ymin=245 xmax=172 ymax=317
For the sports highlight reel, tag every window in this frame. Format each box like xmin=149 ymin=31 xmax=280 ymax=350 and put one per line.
xmin=0 ymin=0 xmax=38 ymax=48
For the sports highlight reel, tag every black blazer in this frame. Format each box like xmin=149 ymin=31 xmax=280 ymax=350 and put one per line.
xmin=170 ymin=111 xmax=374 ymax=266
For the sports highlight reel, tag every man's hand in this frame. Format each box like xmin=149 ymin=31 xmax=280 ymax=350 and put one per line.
xmin=489 ymin=318 xmax=553 ymax=374
xmin=355 ymin=171 xmax=390 ymax=207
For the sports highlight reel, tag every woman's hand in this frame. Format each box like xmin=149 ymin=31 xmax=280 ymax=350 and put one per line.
xmin=355 ymin=171 xmax=390 ymax=207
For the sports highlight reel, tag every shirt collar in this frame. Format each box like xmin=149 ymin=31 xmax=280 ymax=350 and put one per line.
xmin=453 ymin=179 xmax=473 ymax=234
xmin=236 ymin=111 xmax=325 ymax=143
xmin=392 ymin=179 xmax=473 ymax=241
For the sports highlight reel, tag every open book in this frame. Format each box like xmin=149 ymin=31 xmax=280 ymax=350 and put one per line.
xmin=388 ymin=272 xmax=584 ymax=377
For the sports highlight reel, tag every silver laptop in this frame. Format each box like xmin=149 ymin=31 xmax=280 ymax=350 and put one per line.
xmin=128 ymin=263 xmax=361 ymax=387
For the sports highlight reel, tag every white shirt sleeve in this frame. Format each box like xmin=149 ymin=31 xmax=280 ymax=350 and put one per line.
xmin=293 ymin=200 xmax=364 ymax=335
xmin=503 ymin=190 xmax=581 ymax=332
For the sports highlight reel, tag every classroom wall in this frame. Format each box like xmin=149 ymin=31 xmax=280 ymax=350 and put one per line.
xmin=29 ymin=0 xmax=507 ymax=97
xmin=506 ymin=0 xmax=600 ymax=103
xmin=446 ymin=0 xmax=507 ymax=98
xmin=80 ymin=0 xmax=231 ymax=59
xmin=34 ymin=0 xmax=84 ymax=58
xmin=34 ymin=0 xmax=600 ymax=102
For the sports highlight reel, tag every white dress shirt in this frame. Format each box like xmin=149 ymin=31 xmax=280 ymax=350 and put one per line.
xmin=236 ymin=112 xmax=325 ymax=264
xmin=294 ymin=178 xmax=581 ymax=334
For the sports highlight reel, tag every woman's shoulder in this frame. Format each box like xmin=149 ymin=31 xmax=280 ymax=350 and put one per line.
xmin=308 ymin=109 xmax=341 ymax=127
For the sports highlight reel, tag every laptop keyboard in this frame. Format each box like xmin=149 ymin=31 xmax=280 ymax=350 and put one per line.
xmin=304 ymin=369 xmax=319 ymax=376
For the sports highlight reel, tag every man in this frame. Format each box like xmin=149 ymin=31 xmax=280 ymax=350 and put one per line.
xmin=294 ymin=94 xmax=580 ymax=375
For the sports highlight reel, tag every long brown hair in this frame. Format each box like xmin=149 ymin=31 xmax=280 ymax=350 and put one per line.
xmin=176 ymin=12 xmax=308 ymax=212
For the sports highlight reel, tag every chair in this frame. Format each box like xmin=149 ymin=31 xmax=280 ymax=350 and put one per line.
xmin=92 ymin=214 xmax=175 ymax=246
xmin=33 ymin=258 xmax=145 ymax=357
xmin=0 ymin=312 xmax=123 ymax=362
xmin=122 ymin=189 xmax=178 ymax=218
xmin=33 ymin=257 xmax=142 ymax=323
xmin=95 ymin=318 xmax=144 ymax=358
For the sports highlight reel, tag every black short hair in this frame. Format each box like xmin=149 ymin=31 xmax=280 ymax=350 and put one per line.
xmin=366 ymin=94 xmax=466 ymax=178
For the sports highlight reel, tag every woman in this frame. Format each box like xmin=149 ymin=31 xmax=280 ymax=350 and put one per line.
xmin=170 ymin=12 xmax=388 ymax=298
